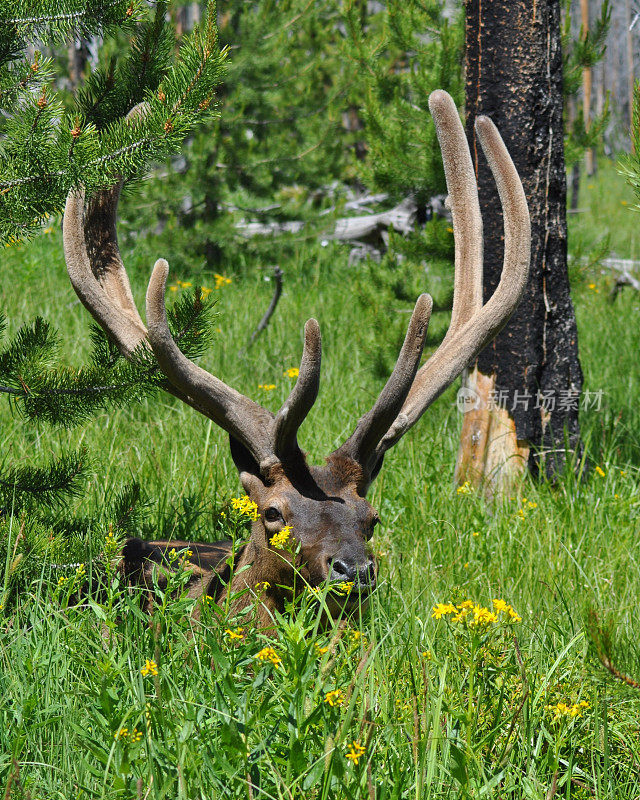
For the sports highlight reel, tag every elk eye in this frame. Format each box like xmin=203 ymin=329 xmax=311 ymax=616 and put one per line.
xmin=263 ymin=507 xmax=281 ymax=522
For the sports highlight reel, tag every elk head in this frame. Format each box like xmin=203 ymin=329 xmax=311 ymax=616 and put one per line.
xmin=62 ymin=91 xmax=530 ymax=625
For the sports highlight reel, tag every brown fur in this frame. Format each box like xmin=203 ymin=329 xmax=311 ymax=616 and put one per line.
xmin=116 ymin=452 xmax=378 ymax=629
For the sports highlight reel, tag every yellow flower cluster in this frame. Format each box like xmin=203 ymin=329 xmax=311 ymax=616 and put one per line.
xmin=270 ymin=526 xmax=292 ymax=549
xmin=431 ymin=598 xmax=521 ymax=626
xmin=258 ymin=383 xmax=276 ymax=391
xmin=114 ymin=727 xmax=143 ymax=743
xmin=283 ymin=367 xmax=299 ymax=378
xmin=334 ymin=581 xmax=354 ymax=596
xmin=214 ymin=273 xmax=232 ymax=289
xmin=140 ymin=659 xmax=158 ymax=677
xmin=255 ymin=581 xmax=271 ymax=592
xmin=345 ymin=741 xmax=365 ymax=765
xmin=456 ymin=481 xmax=473 ymax=495
xmin=255 ymin=646 xmax=282 ymax=668
xmin=595 ymin=465 xmax=605 ymax=477
xmin=516 ymin=497 xmax=538 ymax=519
xmin=324 ymin=689 xmax=345 ymax=707
xmin=231 ymin=495 xmax=259 ymax=521
xmin=546 ymin=700 xmax=590 ymax=722
xmin=224 ymin=627 xmax=244 ymax=641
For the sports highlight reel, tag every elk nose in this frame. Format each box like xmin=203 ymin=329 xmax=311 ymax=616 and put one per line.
xmin=330 ymin=558 xmax=376 ymax=588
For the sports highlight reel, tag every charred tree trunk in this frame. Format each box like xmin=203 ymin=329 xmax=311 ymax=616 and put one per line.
xmin=456 ymin=0 xmax=583 ymax=497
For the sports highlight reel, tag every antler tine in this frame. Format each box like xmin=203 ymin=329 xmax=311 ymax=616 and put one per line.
xmin=429 ymin=90 xmax=483 ymax=341
xmin=334 ymin=293 xmax=433 ymax=471
xmin=373 ymin=106 xmax=530 ymax=459
xmin=146 ymin=259 xmax=276 ymax=469
xmin=272 ymin=319 xmax=322 ymax=459
xmin=63 ymin=104 xmax=151 ymax=357
xmin=63 ymin=186 xmax=147 ymax=357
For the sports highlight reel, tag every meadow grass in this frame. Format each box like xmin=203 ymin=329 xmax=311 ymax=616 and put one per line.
xmin=0 ymin=159 xmax=639 ymax=798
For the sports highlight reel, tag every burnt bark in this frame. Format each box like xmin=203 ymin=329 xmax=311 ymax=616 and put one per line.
xmin=465 ymin=0 xmax=583 ymax=477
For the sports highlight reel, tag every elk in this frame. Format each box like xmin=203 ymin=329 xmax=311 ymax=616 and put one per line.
xmin=62 ymin=91 xmax=530 ymax=627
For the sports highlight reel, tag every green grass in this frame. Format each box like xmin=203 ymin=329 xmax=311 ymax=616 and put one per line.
xmin=1 ymin=159 xmax=640 ymax=798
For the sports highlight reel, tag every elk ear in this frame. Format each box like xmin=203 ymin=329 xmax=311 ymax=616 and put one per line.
xmin=230 ymin=435 xmax=265 ymax=487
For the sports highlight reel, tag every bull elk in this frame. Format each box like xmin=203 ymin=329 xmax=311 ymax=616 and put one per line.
xmin=62 ymin=91 xmax=530 ymax=627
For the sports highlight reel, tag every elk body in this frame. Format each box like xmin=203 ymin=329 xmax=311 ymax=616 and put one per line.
xmin=62 ymin=91 xmax=530 ymax=627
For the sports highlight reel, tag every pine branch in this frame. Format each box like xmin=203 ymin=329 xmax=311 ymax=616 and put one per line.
xmin=0 ymin=291 xmax=217 ymax=426
xmin=0 ymin=450 xmax=88 ymax=509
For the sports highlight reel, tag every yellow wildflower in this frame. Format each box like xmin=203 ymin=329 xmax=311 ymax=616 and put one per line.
xmin=492 ymin=599 xmax=508 ymax=613
xmin=345 ymin=741 xmax=365 ymax=765
xmin=114 ymin=728 xmax=129 ymax=740
xmin=324 ymin=689 xmax=345 ymax=707
xmin=255 ymin=646 xmax=282 ymax=668
xmin=471 ymin=604 xmax=498 ymax=626
xmin=130 ymin=728 xmax=143 ymax=743
xmin=179 ymin=281 xmax=192 ymax=288
xmin=140 ymin=659 xmax=158 ymax=677
xmin=431 ymin=602 xmax=456 ymax=619
xmin=546 ymin=700 xmax=590 ymax=722
xmin=472 ymin=531 xmax=480 ymax=537
xmin=315 ymin=644 xmax=329 ymax=655
xmin=231 ymin=495 xmax=259 ymax=521
xmin=258 ymin=383 xmax=276 ymax=391
xmin=506 ymin=606 xmax=522 ymax=622
xmin=595 ymin=466 xmax=605 ymax=477
xmin=201 ymin=287 xmax=212 ymax=297
xmin=214 ymin=273 xmax=232 ymax=289
xmin=224 ymin=627 xmax=244 ymax=641
xmin=255 ymin=581 xmax=271 ymax=592
xmin=270 ymin=526 xmax=292 ymax=549
xmin=283 ymin=367 xmax=299 ymax=379
xmin=456 ymin=480 xmax=472 ymax=495
xmin=335 ymin=581 xmax=354 ymax=595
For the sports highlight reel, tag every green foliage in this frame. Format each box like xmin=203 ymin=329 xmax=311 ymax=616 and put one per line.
xmin=130 ymin=0 xmax=352 ymax=270
xmin=562 ymin=0 xmax=611 ymax=167
xmin=344 ymin=0 xmax=464 ymax=203
xmin=619 ymin=83 xmax=640 ymax=207
xmin=0 ymin=0 xmax=224 ymax=244
xmin=0 ymin=285 xmax=216 ymax=532
xmin=0 ymin=163 xmax=639 ymax=796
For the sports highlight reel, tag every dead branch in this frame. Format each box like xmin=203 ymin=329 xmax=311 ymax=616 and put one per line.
xmin=242 ymin=266 xmax=284 ymax=352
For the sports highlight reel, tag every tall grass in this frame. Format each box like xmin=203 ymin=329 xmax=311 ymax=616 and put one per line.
xmin=0 ymin=160 xmax=639 ymax=797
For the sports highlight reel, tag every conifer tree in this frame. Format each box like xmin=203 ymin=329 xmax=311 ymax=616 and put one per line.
xmin=343 ymin=0 xmax=465 ymax=375
xmin=0 ymin=1 xmax=223 ymax=592
xmin=0 ymin=0 xmax=225 ymax=243
xmin=131 ymin=0 xmax=354 ymax=269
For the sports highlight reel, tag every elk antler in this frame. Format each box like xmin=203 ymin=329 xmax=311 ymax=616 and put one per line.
xmin=333 ymin=90 xmax=531 ymax=480
xmin=62 ymin=109 xmax=321 ymax=473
